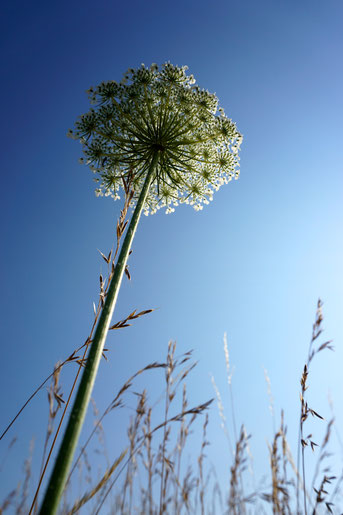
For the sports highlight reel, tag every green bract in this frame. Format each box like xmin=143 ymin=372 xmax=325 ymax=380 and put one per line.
xmin=69 ymin=62 xmax=242 ymax=214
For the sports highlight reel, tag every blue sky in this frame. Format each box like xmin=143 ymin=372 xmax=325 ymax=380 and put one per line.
xmin=1 ymin=0 xmax=343 ymax=510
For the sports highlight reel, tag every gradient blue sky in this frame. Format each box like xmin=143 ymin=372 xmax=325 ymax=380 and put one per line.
xmin=1 ymin=0 xmax=343 ymax=510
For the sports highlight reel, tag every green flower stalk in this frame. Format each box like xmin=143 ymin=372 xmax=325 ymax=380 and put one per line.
xmin=39 ymin=63 xmax=242 ymax=513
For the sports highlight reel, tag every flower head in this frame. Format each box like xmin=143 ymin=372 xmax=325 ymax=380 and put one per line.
xmin=68 ymin=63 xmax=242 ymax=214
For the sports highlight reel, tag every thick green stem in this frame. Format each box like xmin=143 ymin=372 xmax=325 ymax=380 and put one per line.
xmin=38 ymin=153 xmax=159 ymax=514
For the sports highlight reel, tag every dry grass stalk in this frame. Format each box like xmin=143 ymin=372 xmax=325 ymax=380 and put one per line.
xmin=280 ymin=412 xmax=293 ymax=515
xmin=172 ymin=383 xmax=188 ymax=513
xmin=228 ymin=425 xmax=252 ymax=514
xmin=121 ymin=390 xmax=147 ymax=513
xmin=66 ymin=449 xmax=127 ymax=514
xmin=140 ymin=408 xmax=154 ymax=514
xmin=264 ymin=368 xmax=276 ymax=434
xmin=311 ymin=418 xmax=334 ymax=494
xmin=312 ymin=474 xmax=335 ymax=514
xmin=156 ymin=343 xmax=201 ymax=514
xmin=30 ymin=366 xmax=65 ymax=514
xmin=16 ymin=438 xmax=34 ymax=514
xmin=109 ymin=308 xmax=155 ymax=331
xmin=197 ymin=413 xmax=209 ymax=515
xmin=223 ymin=333 xmax=238 ymax=442
xmin=309 ymin=418 xmax=337 ymax=514
xmin=297 ymin=299 xmax=334 ymax=515
xmin=168 ymin=384 xmax=201 ymax=514
xmin=213 ymin=336 xmax=249 ymax=507
xmin=211 ymin=375 xmax=233 ymax=456
xmin=0 ymin=487 xmax=19 ymax=515
xmin=159 ymin=340 xmax=176 ymax=514
xmin=264 ymin=411 xmax=290 ymax=514
xmin=90 ymin=398 xmax=110 ymax=469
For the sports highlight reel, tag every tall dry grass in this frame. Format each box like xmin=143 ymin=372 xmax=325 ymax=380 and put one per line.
xmin=1 ymin=299 xmax=342 ymax=514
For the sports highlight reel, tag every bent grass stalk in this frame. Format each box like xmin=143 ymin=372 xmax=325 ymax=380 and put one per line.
xmin=38 ymin=154 xmax=158 ymax=514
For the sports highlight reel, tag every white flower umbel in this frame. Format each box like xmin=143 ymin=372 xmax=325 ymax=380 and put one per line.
xmin=41 ymin=64 xmax=242 ymax=515
xmin=69 ymin=62 xmax=242 ymax=214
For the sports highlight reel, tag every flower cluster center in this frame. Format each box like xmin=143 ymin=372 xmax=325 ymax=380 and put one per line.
xmin=152 ymin=143 xmax=166 ymax=152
